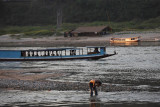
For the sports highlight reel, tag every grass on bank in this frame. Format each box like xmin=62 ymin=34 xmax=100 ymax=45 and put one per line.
xmin=0 ymin=16 xmax=160 ymax=38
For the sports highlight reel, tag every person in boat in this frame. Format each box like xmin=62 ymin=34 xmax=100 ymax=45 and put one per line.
xmin=94 ymin=48 xmax=100 ymax=53
xmin=64 ymin=32 xmax=68 ymax=37
xmin=89 ymin=79 xmax=102 ymax=96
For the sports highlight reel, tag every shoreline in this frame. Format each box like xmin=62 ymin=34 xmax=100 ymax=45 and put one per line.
xmin=0 ymin=31 xmax=160 ymax=47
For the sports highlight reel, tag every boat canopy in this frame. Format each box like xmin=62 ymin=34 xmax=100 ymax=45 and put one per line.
xmin=0 ymin=48 xmax=81 ymax=52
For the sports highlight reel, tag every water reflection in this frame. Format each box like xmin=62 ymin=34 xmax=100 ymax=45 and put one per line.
xmin=109 ymin=41 xmax=160 ymax=47
xmin=1 ymin=90 xmax=160 ymax=107
xmin=89 ymin=96 xmax=101 ymax=107
xmin=110 ymin=42 xmax=139 ymax=46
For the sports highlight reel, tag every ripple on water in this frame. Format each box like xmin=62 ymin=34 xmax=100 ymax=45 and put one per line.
xmin=0 ymin=90 xmax=160 ymax=107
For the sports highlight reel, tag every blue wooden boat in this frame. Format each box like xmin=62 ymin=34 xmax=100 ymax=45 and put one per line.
xmin=0 ymin=46 xmax=117 ymax=61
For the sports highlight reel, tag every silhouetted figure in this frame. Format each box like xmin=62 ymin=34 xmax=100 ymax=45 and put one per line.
xmin=89 ymin=80 xmax=102 ymax=96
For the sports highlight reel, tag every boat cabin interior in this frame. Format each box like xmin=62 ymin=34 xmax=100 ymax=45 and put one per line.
xmin=21 ymin=48 xmax=82 ymax=57
xmin=87 ymin=46 xmax=106 ymax=55
xmin=20 ymin=47 xmax=106 ymax=57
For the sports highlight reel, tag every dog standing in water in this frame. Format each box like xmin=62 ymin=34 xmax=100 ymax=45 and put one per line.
xmin=89 ymin=80 xmax=102 ymax=96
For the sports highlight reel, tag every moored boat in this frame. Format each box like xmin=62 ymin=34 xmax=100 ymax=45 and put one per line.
xmin=0 ymin=46 xmax=117 ymax=61
xmin=110 ymin=37 xmax=140 ymax=43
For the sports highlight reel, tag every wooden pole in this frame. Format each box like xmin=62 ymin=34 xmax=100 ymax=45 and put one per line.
xmin=56 ymin=0 xmax=63 ymax=29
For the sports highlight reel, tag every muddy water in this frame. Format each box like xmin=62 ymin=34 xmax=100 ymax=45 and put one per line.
xmin=0 ymin=42 xmax=160 ymax=106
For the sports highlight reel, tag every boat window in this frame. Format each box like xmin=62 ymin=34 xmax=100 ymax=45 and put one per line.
xmin=21 ymin=48 xmax=85 ymax=57
xmin=21 ymin=51 xmax=26 ymax=57
xmin=56 ymin=51 xmax=59 ymax=56
xmin=49 ymin=51 xmax=53 ymax=56
xmin=52 ymin=51 xmax=55 ymax=56
xmin=38 ymin=51 xmax=41 ymax=56
xmin=25 ymin=51 xmax=29 ymax=57
xmin=94 ymin=48 xmax=100 ymax=53
xmin=34 ymin=51 xmax=37 ymax=56
xmin=101 ymin=47 xmax=106 ymax=52
xmin=28 ymin=51 xmax=31 ymax=56
xmin=70 ymin=50 xmax=76 ymax=55
xmin=87 ymin=48 xmax=100 ymax=55
xmin=114 ymin=38 xmax=125 ymax=41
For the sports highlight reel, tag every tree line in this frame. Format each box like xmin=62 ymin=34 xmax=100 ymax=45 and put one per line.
xmin=0 ymin=0 xmax=160 ymax=26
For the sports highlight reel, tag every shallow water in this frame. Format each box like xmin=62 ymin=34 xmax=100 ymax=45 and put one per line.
xmin=0 ymin=90 xmax=160 ymax=107
xmin=0 ymin=42 xmax=160 ymax=106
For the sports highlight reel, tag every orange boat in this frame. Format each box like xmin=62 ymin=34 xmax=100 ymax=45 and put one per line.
xmin=110 ymin=37 xmax=140 ymax=43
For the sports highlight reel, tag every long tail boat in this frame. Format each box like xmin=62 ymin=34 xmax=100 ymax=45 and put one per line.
xmin=0 ymin=46 xmax=117 ymax=61
xmin=110 ymin=37 xmax=140 ymax=43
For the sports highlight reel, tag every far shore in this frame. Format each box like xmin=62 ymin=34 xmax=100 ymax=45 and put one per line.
xmin=0 ymin=31 xmax=160 ymax=47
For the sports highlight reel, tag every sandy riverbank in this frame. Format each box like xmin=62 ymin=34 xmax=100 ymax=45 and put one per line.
xmin=0 ymin=31 xmax=160 ymax=47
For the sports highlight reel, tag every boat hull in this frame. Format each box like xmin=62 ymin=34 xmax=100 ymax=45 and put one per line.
xmin=0 ymin=54 xmax=116 ymax=61
xmin=110 ymin=37 xmax=140 ymax=43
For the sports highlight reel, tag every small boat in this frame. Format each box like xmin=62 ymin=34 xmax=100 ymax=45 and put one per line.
xmin=110 ymin=37 xmax=140 ymax=43
xmin=0 ymin=46 xmax=117 ymax=61
xmin=155 ymin=38 xmax=160 ymax=41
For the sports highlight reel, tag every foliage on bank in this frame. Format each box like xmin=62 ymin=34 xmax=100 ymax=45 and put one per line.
xmin=0 ymin=0 xmax=160 ymax=26
xmin=0 ymin=16 xmax=160 ymax=37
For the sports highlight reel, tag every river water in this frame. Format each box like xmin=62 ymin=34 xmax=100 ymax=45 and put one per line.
xmin=0 ymin=42 xmax=160 ymax=107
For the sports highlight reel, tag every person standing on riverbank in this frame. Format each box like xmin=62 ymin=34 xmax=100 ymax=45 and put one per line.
xmin=89 ymin=79 xmax=102 ymax=96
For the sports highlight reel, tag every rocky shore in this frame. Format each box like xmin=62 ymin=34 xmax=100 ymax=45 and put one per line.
xmin=0 ymin=78 xmax=134 ymax=92
xmin=0 ymin=69 xmax=159 ymax=92
xmin=0 ymin=70 xmax=129 ymax=92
